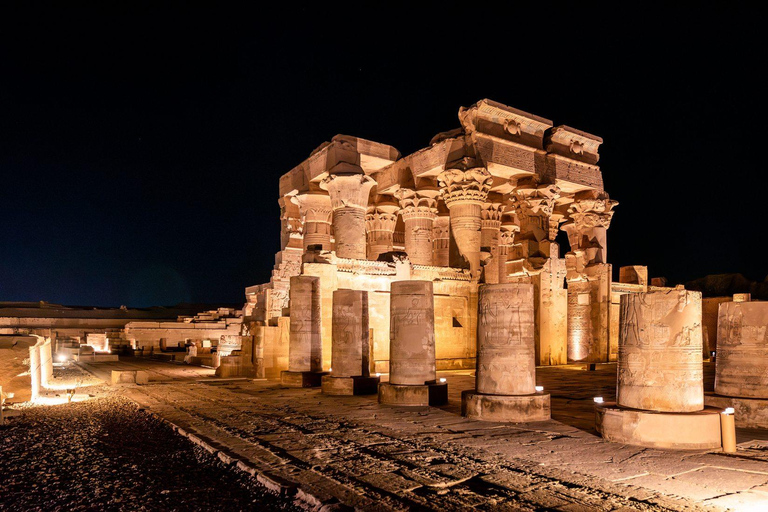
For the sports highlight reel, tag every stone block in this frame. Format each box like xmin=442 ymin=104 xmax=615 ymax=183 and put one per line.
xmin=378 ymin=382 xmax=429 ymax=407
xmin=461 ymin=390 xmax=550 ymax=422
xmin=321 ymin=375 xmax=380 ymax=396
xmin=281 ymin=370 xmax=328 ymax=388
xmin=595 ymin=403 xmax=722 ymax=450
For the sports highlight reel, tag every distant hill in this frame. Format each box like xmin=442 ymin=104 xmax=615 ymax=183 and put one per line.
xmin=685 ymin=273 xmax=768 ymax=300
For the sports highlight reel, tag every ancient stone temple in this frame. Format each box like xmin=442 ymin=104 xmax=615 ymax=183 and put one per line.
xmin=245 ymin=99 xmax=621 ymax=377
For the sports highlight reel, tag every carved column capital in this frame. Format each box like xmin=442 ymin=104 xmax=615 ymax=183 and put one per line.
xmin=320 ymin=173 xmax=376 ymax=210
xmin=395 ymin=188 xmax=438 ymax=220
xmin=437 ymin=167 xmax=493 ymax=206
xmin=291 ymin=192 xmax=332 ymax=223
xmin=565 ymin=192 xmax=618 ymax=232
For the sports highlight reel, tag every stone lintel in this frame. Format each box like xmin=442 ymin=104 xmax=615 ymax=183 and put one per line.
xmin=460 ymin=99 xmax=553 ymax=150
xmin=546 ymin=125 xmax=603 ymax=165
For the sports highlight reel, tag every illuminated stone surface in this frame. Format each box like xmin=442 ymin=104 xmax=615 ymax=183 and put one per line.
xmin=287 ymin=276 xmax=323 ymax=373
xmin=322 ymin=289 xmax=379 ymax=395
xmin=462 ymin=283 xmax=550 ymax=421
xmin=715 ymin=301 xmax=768 ymax=398
xmin=617 ymin=289 xmax=703 ymax=412
xmin=388 ymin=280 xmax=436 ymax=385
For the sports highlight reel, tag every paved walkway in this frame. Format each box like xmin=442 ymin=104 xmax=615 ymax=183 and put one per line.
xmin=93 ymin=359 xmax=768 ymax=511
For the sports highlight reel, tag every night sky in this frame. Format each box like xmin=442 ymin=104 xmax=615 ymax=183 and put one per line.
xmin=1 ymin=6 xmax=765 ymax=307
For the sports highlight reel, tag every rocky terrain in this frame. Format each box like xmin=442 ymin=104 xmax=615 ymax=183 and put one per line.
xmin=0 ymin=392 xmax=300 ymax=511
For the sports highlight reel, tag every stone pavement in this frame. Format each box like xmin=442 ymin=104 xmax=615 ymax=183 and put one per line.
xmin=107 ymin=359 xmax=768 ymax=511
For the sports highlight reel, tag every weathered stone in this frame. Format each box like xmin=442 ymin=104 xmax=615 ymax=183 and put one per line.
xmin=617 ymin=289 xmax=703 ymax=413
xmin=715 ymin=301 xmax=768 ymax=398
xmin=476 ymin=283 xmax=536 ymax=395
xmin=288 ymin=276 xmax=322 ymax=373
xmin=388 ymin=280 xmax=435 ymax=386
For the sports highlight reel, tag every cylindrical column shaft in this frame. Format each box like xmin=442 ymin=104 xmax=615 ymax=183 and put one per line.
xmin=402 ymin=212 xmax=436 ymax=265
xmin=432 ymin=216 xmax=450 ymax=267
xmin=321 ymin=173 xmax=376 ymax=260
xmin=567 ymin=280 xmax=593 ymax=362
xmin=365 ymin=209 xmax=397 ymax=260
xmin=333 ymin=207 xmax=366 ymax=259
xmin=389 ymin=280 xmax=436 ymax=385
xmin=288 ymin=276 xmax=323 ymax=372
xmin=476 ymin=283 xmax=536 ymax=395
xmin=715 ymin=301 xmax=768 ymax=398
xmin=618 ymin=289 xmax=703 ymax=412
xmin=331 ymin=289 xmax=370 ymax=378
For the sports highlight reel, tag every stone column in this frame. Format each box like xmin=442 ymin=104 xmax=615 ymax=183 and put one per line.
xmin=281 ymin=275 xmax=328 ymax=387
xmin=365 ymin=204 xmax=398 ymax=260
xmin=291 ymin=192 xmax=332 ymax=252
xmin=379 ymin=280 xmax=447 ymax=406
xmin=596 ymin=288 xmax=721 ymax=450
xmin=497 ymin=223 xmax=519 ymax=283
xmin=321 ymin=173 xmax=376 ymax=260
xmin=29 ymin=344 xmax=41 ymax=400
xmin=714 ymin=301 xmax=768 ymax=399
xmin=562 ymin=190 xmax=618 ymax=364
xmin=322 ymin=289 xmax=380 ymax=395
xmin=618 ymin=289 xmax=703 ymax=412
xmin=480 ymin=202 xmax=504 ymax=284
xmin=253 ymin=323 xmax=266 ymax=379
xmin=432 ymin=214 xmax=451 ymax=267
xmin=462 ymin=283 xmax=550 ymax=421
xmin=395 ymin=188 xmax=438 ymax=266
xmin=438 ymin=167 xmax=492 ymax=277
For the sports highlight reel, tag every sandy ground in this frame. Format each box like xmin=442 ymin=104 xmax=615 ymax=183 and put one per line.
xmin=0 ymin=367 xmax=301 ymax=511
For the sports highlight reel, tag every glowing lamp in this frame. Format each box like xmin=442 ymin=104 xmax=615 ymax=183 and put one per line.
xmin=56 ymin=355 xmax=67 ymax=363
xmin=723 ymin=407 xmax=735 ymax=415
xmin=439 ymin=378 xmax=447 ymax=384
xmin=593 ymin=397 xmax=604 ymax=404
xmin=535 ymin=386 xmax=544 ymax=392
xmin=375 ymin=373 xmax=381 ymax=377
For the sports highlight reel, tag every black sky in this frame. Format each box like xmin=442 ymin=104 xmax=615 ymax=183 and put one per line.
xmin=1 ymin=5 xmax=765 ymax=307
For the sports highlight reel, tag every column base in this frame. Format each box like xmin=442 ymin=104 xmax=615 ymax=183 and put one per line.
xmin=461 ymin=390 xmax=550 ymax=422
xmin=321 ymin=375 xmax=381 ymax=396
xmin=378 ymin=381 xmax=448 ymax=407
xmin=596 ymin=402 xmax=722 ymax=450
xmin=280 ymin=370 xmax=329 ymax=388
xmin=705 ymin=392 xmax=768 ymax=429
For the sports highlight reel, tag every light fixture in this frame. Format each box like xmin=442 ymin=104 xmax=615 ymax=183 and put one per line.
xmin=439 ymin=378 xmax=447 ymax=383
xmin=56 ymin=355 xmax=67 ymax=363
xmin=329 ymin=368 xmax=332 ymax=372
xmin=535 ymin=386 xmax=544 ymax=392
xmin=723 ymin=407 xmax=735 ymax=415
xmin=375 ymin=372 xmax=381 ymax=377
xmin=593 ymin=396 xmax=604 ymax=403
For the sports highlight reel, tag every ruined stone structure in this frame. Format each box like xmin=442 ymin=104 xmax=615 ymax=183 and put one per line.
xmin=461 ymin=283 xmax=550 ymax=421
xmin=321 ymin=289 xmax=379 ymax=395
xmin=245 ymin=99 xmax=621 ymax=376
xmin=378 ymin=281 xmax=447 ymax=406
xmin=704 ymin=299 xmax=768 ymax=428
xmin=281 ymin=276 xmax=328 ymax=387
xmin=597 ymin=289 xmax=722 ymax=449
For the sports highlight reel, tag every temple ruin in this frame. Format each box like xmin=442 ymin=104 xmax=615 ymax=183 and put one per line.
xmin=245 ymin=98 xmax=635 ymax=378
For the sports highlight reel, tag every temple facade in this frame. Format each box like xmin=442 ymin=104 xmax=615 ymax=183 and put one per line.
xmin=246 ymin=99 xmax=635 ymax=377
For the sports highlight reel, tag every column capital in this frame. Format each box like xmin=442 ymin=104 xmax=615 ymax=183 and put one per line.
xmin=320 ymin=173 xmax=376 ymax=210
xmin=512 ymin=183 xmax=560 ymax=218
xmin=291 ymin=192 xmax=332 ymax=222
xmin=437 ymin=167 xmax=492 ymax=206
xmin=395 ymin=188 xmax=437 ymax=220
xmin=565 ymin=191 xmax=618 ymax=231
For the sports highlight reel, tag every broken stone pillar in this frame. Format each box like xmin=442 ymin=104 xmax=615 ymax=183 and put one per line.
xmin=704 ymin=301 xmax=768 ymax=428
xmin=562 ymin=190 xmax=618 ymax=364
xmin=292 ymin=191 xmax=332 ymax=252
xmin=41 ymin=339 xmax=53 ymax=387
xmin=321 ymin=173 xmax=376 ymax=260
xmin=438 ymin=166 xmax=492 ymax=277
xmin=395 ymin=188 xmax=438 ymax=266
xmin=462 ymin=283 xmax=550 ymax=421
xmin=596 ymin=289 xmax=722 ymax=449
xmin=29 ymin=344 xmax=41 ymax=400
xmin=715 ymin=301 xmax=768 ymax=398
xmin=253 ymin=323 xmax=266 ymax=379
xmin=480 ymin=202 xmax=504 ymax=284
xmin=322 ymin=290 xmax=379 ymax=395
xmin=281 ymin=276 xmax=328 ymax=387
xmin=379 ymin=280 xmax=447 ymax=406
xmin=365 ymin=201 xmax=398 ymax=260
xmin=432 ymin=214 xmax=451 ymax=267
